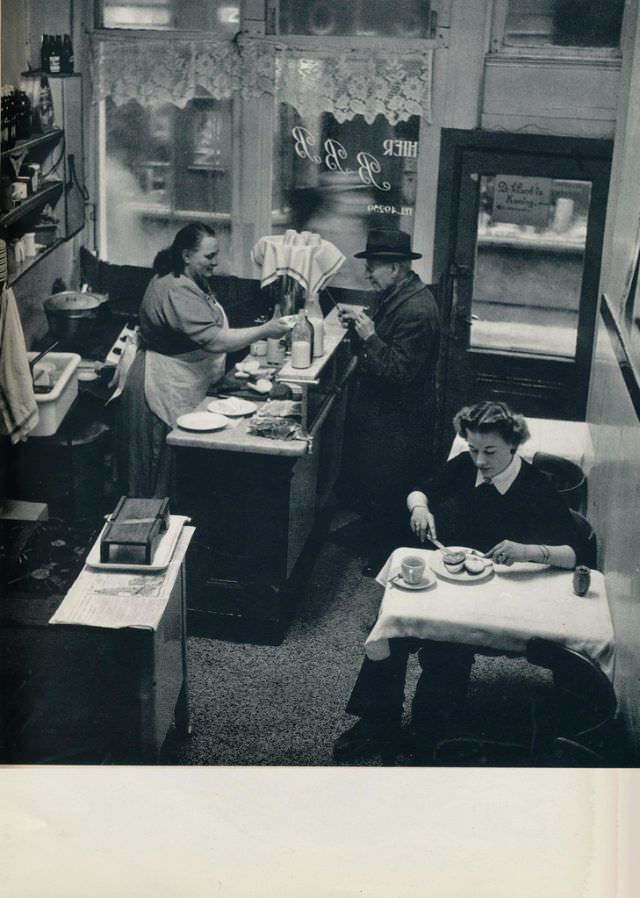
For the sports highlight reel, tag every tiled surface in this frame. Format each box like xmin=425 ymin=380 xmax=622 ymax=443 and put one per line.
xmin=587 ymin=315 xmax=640 ymax=752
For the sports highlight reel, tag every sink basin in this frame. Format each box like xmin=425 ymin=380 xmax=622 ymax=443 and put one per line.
xmin=28 ymin=351 xmax=81 ymax=436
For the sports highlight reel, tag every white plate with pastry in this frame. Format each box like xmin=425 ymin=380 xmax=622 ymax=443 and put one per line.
xmin=430 ymin=546 xmax=494 ymax=583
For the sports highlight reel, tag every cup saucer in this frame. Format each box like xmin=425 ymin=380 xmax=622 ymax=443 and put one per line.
xmin=390 ymin=571 xmax=435 ymax=591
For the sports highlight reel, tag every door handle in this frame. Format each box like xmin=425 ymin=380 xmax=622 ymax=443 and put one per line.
xmin=449 ymin=262 xmax=472 ymax=279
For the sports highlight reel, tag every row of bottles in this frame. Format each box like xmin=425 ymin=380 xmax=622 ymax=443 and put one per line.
xmin=1 ymin=78 xmax=54 ymax=148
xmin=40 ymin=34 xmax=74 ymax=75
xmin=1 ymin=86 xmax=32 ymax=147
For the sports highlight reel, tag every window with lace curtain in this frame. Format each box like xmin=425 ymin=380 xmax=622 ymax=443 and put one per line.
xmin=95 ymin=3 xmax=434 ymax=274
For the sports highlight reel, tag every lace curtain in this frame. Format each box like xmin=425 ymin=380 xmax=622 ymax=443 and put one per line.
xmin=92 ymin=34 xmax=432 ymax=124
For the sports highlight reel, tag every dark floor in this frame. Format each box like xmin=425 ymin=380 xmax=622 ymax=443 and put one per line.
xmin=1 ymin=513 xmax=630 ymax=767
xmin=163 ymin=523 xmax=574 ymax=767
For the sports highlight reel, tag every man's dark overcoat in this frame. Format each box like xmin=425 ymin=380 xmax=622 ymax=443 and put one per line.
xmin=342 ymin=270 xmax=441 ymax=514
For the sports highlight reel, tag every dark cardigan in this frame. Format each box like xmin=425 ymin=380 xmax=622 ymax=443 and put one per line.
xmin=415 ymin=452 xmax=582 ymax=559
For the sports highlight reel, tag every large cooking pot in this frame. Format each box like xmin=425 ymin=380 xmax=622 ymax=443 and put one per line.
xmin=43 ymin=291 xmax=106 ymax=351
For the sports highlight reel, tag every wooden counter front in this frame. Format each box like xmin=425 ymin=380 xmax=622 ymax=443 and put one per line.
xmin=169 ymin=311 xmax=354 ymax=643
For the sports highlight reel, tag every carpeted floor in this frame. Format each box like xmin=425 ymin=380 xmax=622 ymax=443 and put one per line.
xmin=164 ymin=520 xmax=555 ymax=767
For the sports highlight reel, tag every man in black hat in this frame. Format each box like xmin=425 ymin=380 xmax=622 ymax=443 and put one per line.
xmin=337 ymin=228 xmax=440 ymax=575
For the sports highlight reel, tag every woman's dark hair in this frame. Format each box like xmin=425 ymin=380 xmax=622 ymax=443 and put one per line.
xmin=453 ymin=400 xmax=530 ymax=447
xmin=152 ymin=222 xmax=216 ymax=277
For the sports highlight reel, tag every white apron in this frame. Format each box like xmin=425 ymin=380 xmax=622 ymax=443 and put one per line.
xmin=144 ymin=300 xmax=228 ymax=427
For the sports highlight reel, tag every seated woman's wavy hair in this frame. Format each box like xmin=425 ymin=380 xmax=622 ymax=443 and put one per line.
xmin=453 ymin=400 xmax=530 ymax=447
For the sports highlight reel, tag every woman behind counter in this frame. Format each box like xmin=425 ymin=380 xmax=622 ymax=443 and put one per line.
xmin=118 ymin=222 xmax=288 ymax=498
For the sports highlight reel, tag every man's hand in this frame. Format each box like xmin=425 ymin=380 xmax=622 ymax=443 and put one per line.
xmin=352 ymin=310 xmax=375 ymax=341
xmin=410 ymin=506 xmax=437 ymax=544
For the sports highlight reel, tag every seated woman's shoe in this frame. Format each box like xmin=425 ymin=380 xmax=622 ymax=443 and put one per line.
xmin=333 ymin=719 xmax=401 ymax=763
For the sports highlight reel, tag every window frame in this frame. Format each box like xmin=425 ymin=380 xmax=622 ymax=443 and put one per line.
xmin=488 ymin=0 xmax=623 ymax=59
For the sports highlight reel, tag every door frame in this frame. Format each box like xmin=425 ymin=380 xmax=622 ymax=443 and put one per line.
xmin=432 ymin=128 xmax=612 ymax=460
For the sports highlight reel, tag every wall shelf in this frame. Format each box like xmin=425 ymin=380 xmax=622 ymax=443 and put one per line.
xmin=7 ymin=237 xmax=64 ymax=286
xmin=0 ymin=128 xmax=63 ymax=162
xmin=0 ymin=181 xmax=64 ymax=230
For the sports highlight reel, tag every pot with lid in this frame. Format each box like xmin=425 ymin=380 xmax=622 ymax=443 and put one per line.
xmin=43 ymin=290 xmax=106 ymax=352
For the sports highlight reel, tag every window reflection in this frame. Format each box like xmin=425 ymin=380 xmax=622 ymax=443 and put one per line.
xmin=104 ymin=98 xmax=232 ymax=268
xmin=504 ymin=0 xmax=623 ymax=48
xmin=278 ymin=0 xmax=431 ymax=38
xmin=102 ymin=0 xmax=240 ymax=32
xmin=471 ymin=176 xmax=592 ymax=358
xmin=273 ymin=106 xmax=420 ymax=289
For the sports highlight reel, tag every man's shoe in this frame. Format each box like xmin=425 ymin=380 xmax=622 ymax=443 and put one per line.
xmin=333 ymin=720 xmax=400 ymax=763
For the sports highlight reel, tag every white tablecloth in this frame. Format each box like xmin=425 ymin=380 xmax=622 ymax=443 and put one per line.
xmin=449 ymin=417 xmax=594 ymax=473
xmin=365 ymin=548 xmax=615 ymax=679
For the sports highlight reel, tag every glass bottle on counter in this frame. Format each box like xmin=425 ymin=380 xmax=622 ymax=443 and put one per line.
xmin=267 ymin=303 xmax=286 ymax=365
xmin=304 ymin=292 xmax=324 ymax=357
xmin=49 ymin=36 xmax=62 ymax=74
xmin=291 ymin=309 xmax=313 ymax=368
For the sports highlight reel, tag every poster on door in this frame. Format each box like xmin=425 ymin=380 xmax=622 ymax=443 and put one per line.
xmin=492 ymin=175 xmax=552 ymax=227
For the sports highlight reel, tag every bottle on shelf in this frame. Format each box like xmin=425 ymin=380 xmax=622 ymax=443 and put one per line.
xmin=14 ymin=90 xmax=32 ymax=141
xmin=1 ymin=86 xmax=16 ymax=148
xmin=304 ymin=292 xmax=324 ymax=357
xmin=1 ymin=86 xmax=10 ymax=146
xmin=49 ymin=36 xmax=62 ymax=74
xmin=36 ymin=76 xmax=54 ymax=133
xmin=290 ymin=309 xmax=313 ymax=369
xmin=40 ymin=34 xmax=50 ymax=73
xmin=61 ymin=34 xmax=74 ymax=74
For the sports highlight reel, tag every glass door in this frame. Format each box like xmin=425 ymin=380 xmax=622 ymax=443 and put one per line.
xmin=434 ymin=132 xmax=611 ymax=456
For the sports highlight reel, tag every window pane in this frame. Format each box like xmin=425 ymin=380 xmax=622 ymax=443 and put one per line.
xmin=102 ymin=0 xmax=240 ymax=32
xmin=504 ymin=0 xmax=623 ymax=47
xmin=273 ymin=106 xmax=420 ymax=289
xmin=278 ymin=0 xmax=431 ymax=38
xmin=104 ymin=97 xmax=233 ymax=269
xmin=471 ymin=176 xmax=592 ymax=358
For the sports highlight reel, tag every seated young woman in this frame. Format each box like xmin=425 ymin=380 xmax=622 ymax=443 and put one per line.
xmin=333 ymin=400 xmax=584 ymax=765
xmin=407 ymin=399 xmax=579 ymax=568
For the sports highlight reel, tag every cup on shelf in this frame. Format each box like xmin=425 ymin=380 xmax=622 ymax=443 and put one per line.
xmin=22 ymin=232 xmax=36 ymax=257
xmin=11 ymin=181 xmax=28 ymax=205
xmin=11 ymin=238 xmax=26 ymax=264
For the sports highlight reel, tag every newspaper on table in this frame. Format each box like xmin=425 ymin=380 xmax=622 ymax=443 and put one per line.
xmin=49 ymin=526 xmax=194 ymax=631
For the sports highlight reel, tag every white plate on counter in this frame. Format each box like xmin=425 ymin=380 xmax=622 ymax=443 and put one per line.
xmin=176 ymin=411 xmax=230 ymax=432
xmin=208 ymin=397 xmax=257 ymax=417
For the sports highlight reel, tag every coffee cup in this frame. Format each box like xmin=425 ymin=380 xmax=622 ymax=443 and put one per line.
xmin=400 ymin=555 xmax=425 ymax=585
xmin=251 ymin=339 xmax=267 ymax=357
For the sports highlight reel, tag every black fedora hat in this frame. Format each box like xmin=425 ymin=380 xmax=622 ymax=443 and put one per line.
xmin=354 ymin=228 xmax=422 ymax=260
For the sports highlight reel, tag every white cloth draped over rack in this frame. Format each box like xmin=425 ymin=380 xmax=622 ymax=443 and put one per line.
xmin=0 ymin=285 xmax=39 ymax=443
xmin=251 ymin=230 xmax=345 ymax=295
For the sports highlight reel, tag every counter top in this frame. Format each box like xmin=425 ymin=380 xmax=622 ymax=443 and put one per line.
xmin=166 ymin=396 xmax=309 ymax=456
xmin=167 ymin=308 xmax=350 ymax=457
